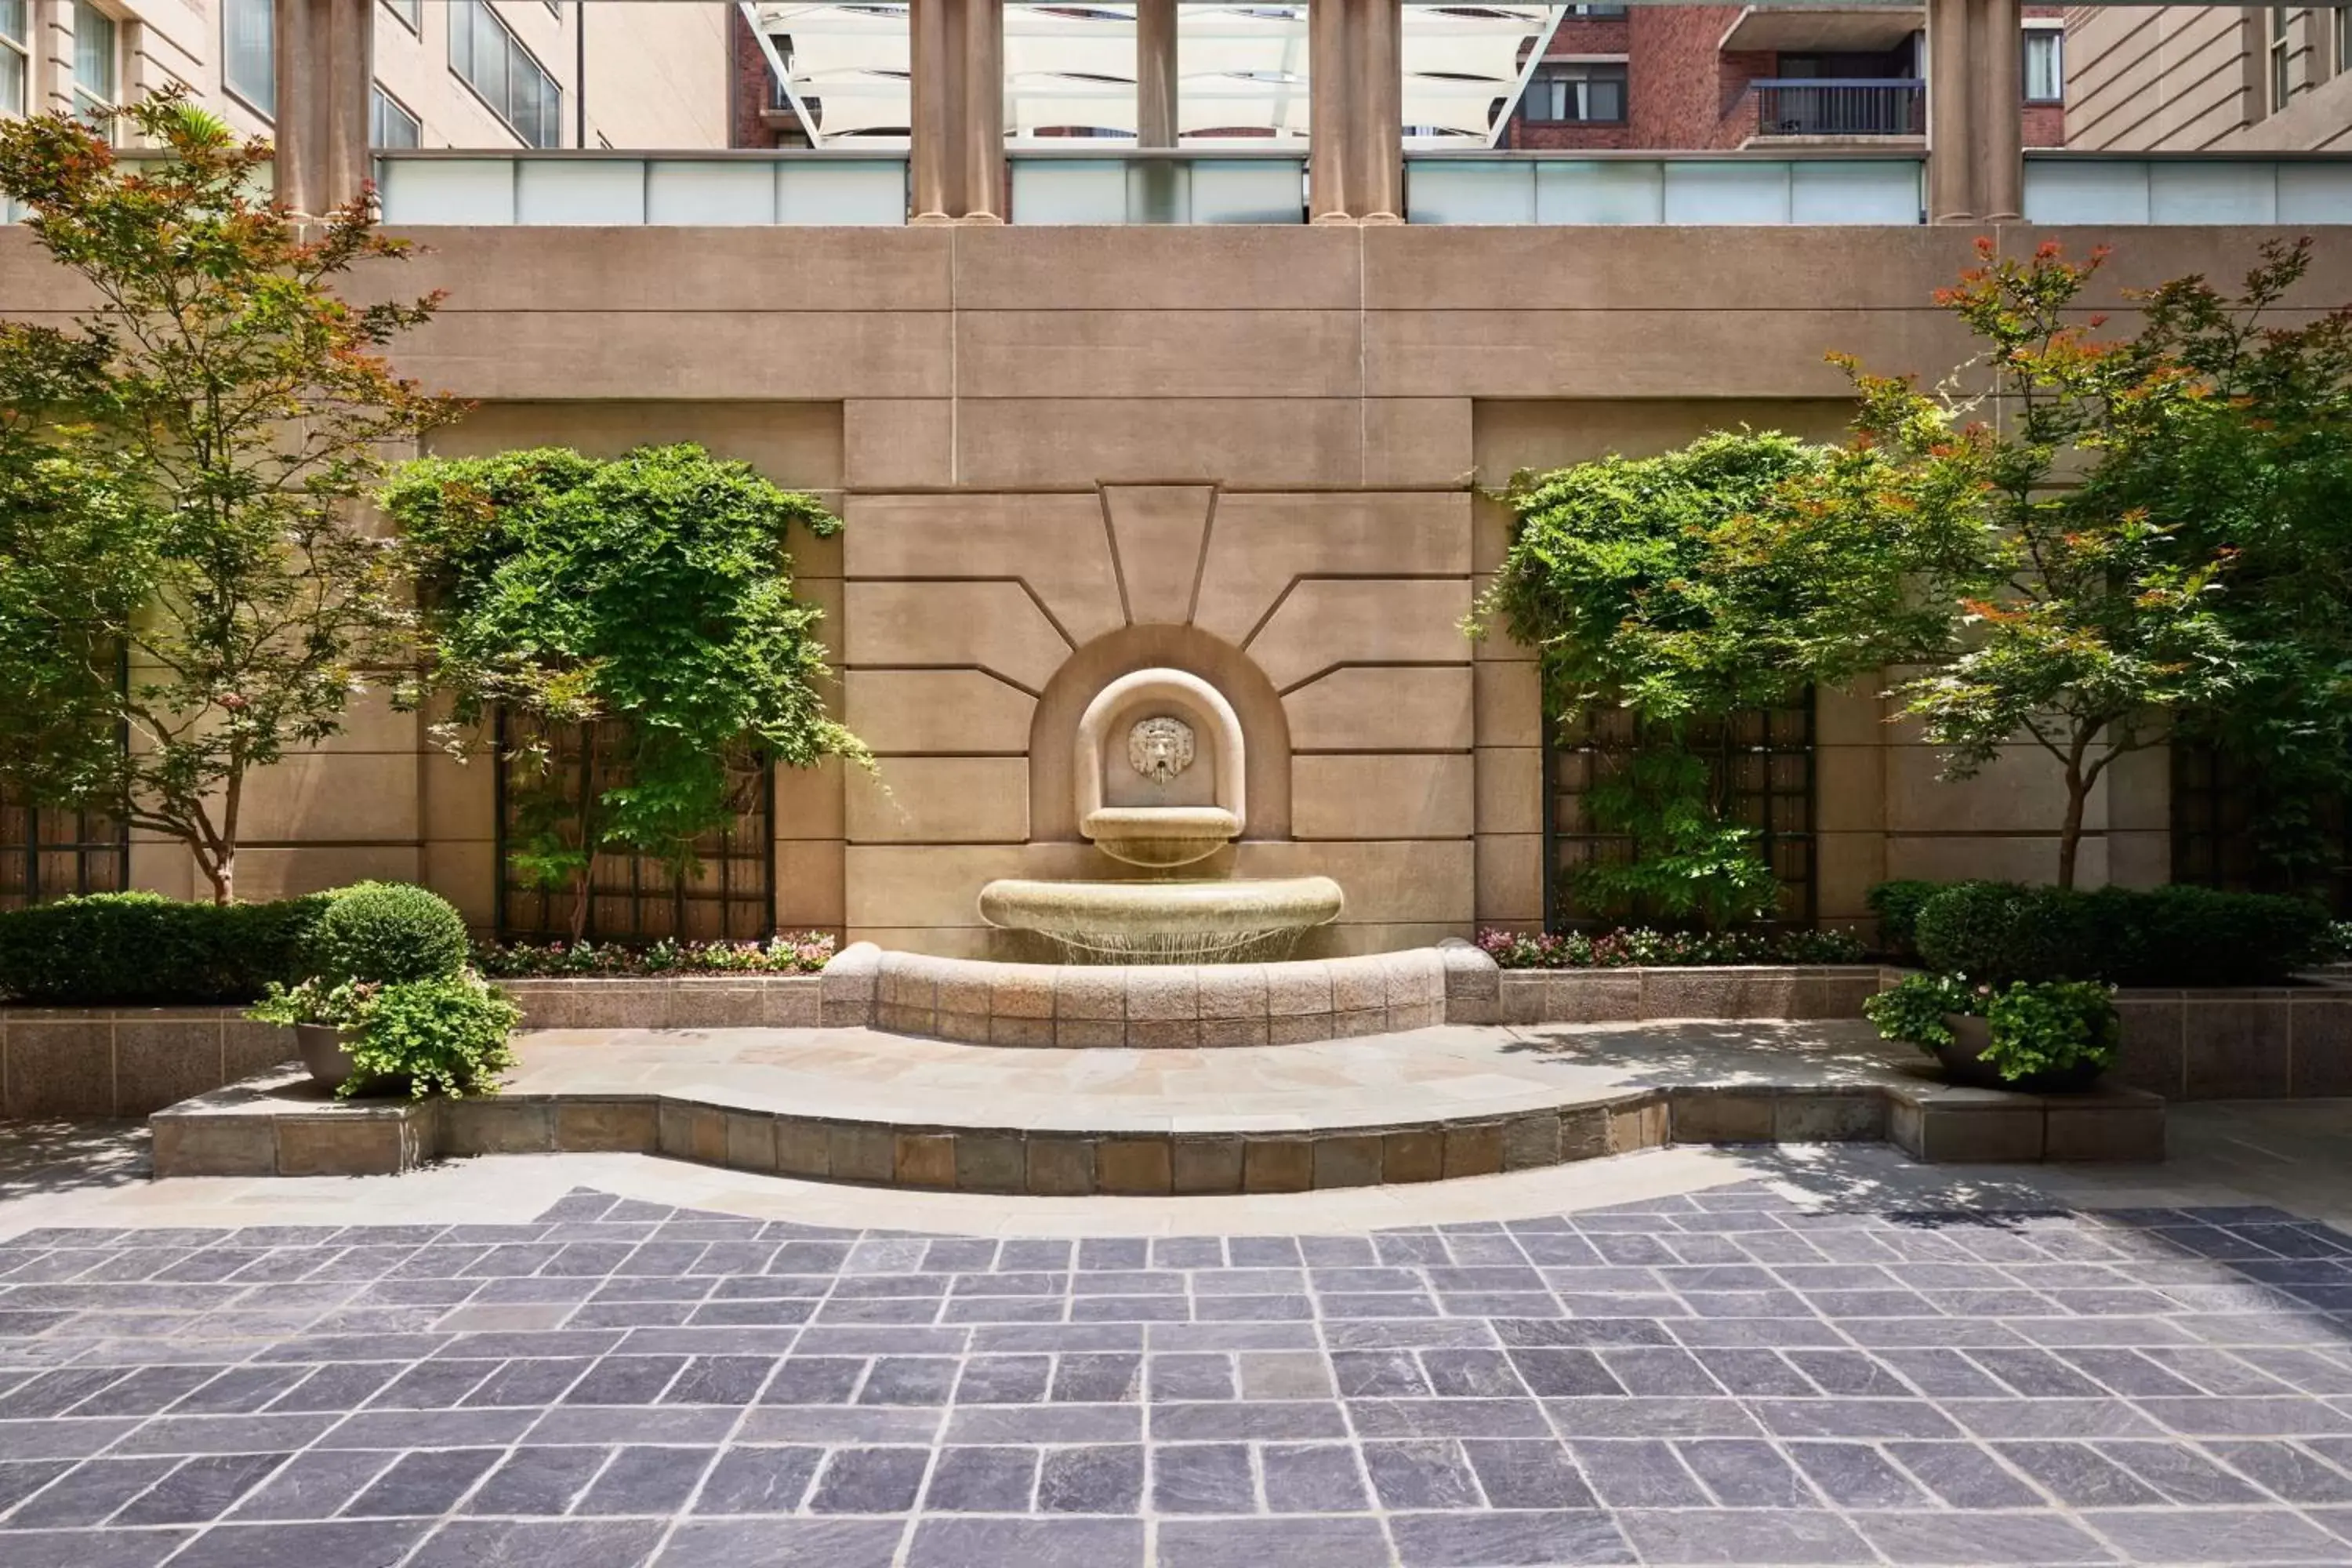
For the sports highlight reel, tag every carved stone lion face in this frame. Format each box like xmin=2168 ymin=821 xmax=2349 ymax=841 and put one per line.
xmin=1127 ymin=716 xmax=1196 ymax=786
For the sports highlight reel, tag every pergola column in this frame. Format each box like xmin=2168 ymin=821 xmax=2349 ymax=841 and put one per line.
xmin=1356 ymin=0 xmax=1402 ymax=223
xmin=271 ymin=0 xmax=372 ymax=218
xmin=1926 ymin=0 xmax=2021 ymax=223
xmin=909 ymin=0 xmax=956 ymax=221
xmin=909 ymin=0 xmax=1002 ymax=223
xmin=1308 ymin=0 xmax=1353 ymax=222
xmin=1136 ymin=0 xmax=1178 ymax=148
xmin=960 ymin=0 xmax=1004 ymax=222
xmin=1971 ymin=0 xmax=2023 ymax=221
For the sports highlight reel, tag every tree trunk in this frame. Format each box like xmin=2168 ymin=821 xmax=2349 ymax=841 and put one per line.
xmin=201 ymin=848 xmax=234 ymax=906
xmin=2056 ymin=764 xmax=2088 ymax=891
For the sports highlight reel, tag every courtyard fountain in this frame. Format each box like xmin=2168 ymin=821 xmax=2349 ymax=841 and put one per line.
xmin=977 ymin=667 xmax=1343 ymax=962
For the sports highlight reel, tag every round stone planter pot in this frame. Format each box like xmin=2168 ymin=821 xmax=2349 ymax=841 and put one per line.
xmin=1933 ymin=1013 xmax=2103 ymax=1094
xmin=294 ymin=1022 xmax=359 ymax=1093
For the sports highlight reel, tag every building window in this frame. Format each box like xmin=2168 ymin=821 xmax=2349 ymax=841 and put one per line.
xmin=2338 ymin=5 xmax=2350 ymax=73
xmin=72 ymin=2 xmax=116 ymax=117
xmin=372 ymin=85 xmax=420 ymax=148
xmin=2024 ymin=27 xmax=2063 ymax=103
xmin=1525 ymin=63 xmax=1627 ymax=125
xmin=494 ymin=712 xmax=775 ymax=943
xmin=381 ymin=0 xmax=419 ymax=32
xmin=1 ymin=792 xmax=127 ymax=910
xmin=448 ymin=0 xmax=564 ymax=148
xmin=1544 ymin=702 xmax=1816 ymax=931
xmin=0 ymin=0 xmax=26 ymax=116
xmin=2172 ymin=739 xmax=2351 ymax=912
xmin=223 ymin=0 xmax=274 ymax=115
xmin=2270 ymin=6 xmax=2294 ymax=113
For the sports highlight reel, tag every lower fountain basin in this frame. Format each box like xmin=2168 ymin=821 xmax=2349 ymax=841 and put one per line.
xmin=978 ymin=875 xmax=1344 ymax=964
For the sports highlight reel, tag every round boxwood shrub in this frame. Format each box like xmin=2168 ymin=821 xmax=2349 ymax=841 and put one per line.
xmin=1864 ymin=879 xmax=1948 ymax=959
xmin=1912 ymin=882 xmax=2098 ymax=983
xmin=307 ymin=882 xmax=471 ymax=985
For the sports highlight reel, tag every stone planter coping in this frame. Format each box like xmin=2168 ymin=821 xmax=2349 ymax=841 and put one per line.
xmin=0 ymin=1006 xmax=294 ymax=1120
xmin=151 ymin=1019 xmax=2165 ymax=1185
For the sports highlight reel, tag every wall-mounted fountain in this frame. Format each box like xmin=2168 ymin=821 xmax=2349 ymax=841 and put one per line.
xmin=978 ymin=667 xmax=1343 ymax=963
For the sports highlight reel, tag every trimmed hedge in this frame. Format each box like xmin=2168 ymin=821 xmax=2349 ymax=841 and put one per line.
xmin=0 ymin=891 xmax=334 ymax=1005
xmin=307 ymin=882 xmax=470 ymax=985
xmin=1865 ymin=880 xmax=1943 ymax=960
xmin=1895 ymin=880 xmax=2334 ymax=987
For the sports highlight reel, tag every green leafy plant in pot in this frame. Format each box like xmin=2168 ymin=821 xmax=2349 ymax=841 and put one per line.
xmin=247 ymin=883 xmax=517 ymax=1099
xmin=1864 ymin=972 xmax=2119 ymax=1092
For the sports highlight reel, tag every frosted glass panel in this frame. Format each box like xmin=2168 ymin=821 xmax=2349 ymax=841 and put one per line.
xmin=1663 ymin=162 xmax=1790 ymax=224
xmin=517 ymin=160 xmax=645 ymax=225
xmin=2024 ymin=159 xmax=2150 ymax=223
xmin=1188 ymin=160 xmax=1305 ymax=224
xmin=648 ymin=161 xmax=776 ymax=224
xmin=2148 ymin=162 xmax=2277 ymax=223
xmin=1790 ymin=160 xmax=1920 ymax=224
xmin=1537 ymin=161 xmax=1662 ymax=224
xmin=377 ymin=159 xmax=515 ymax=224
xmin=777 ymin=161 xmax=906 ymax=225
xmin=1011 ymin=160 xmax=1131 ymax=224
xmin=2279 ymin=162 xmax=2352 ymax=223
xmin=1406 ymin=162 xmax=1535 ymax=224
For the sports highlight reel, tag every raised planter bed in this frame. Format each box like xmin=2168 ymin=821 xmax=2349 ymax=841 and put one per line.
xmin=2109 ymin=985 xmax=2352 ymax=1101
xmin=496 ymin=975 xmax=822 ymax=1030
xmin=0 ymin=1007 xmax=296 ymax=1119
xmin=1489 ymin=964 xmax=1886 ymax=1025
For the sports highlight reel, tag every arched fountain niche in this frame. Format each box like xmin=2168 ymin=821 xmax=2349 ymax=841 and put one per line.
xmin=980 ymin=630 xmax=1341 ymax=963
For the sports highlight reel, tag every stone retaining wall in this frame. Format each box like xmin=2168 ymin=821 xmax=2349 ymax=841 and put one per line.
xmin=496 ymin=976 xmax=822 ymax=1030
xmin=0 ymin=1008 xmax=295 ymax=1119
xmin=2110 ymin=987 xmax=2352 ymax=1101
xmin=1487 ymin=965 xmax=1885 ymax=1025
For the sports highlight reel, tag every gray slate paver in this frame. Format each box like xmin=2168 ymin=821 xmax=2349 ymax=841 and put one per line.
xmin=5 ymin=1189 xmax=2352 ymax=1564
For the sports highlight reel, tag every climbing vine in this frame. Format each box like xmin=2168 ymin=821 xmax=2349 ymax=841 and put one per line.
xmin=382 ymin=444 xmax=865 ymax=938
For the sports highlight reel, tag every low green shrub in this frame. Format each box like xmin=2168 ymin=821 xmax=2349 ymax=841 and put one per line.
xmin=0 ymin=891 xmax=332 ymax=1004
xmin=1864 ymin=880 xmax=1947 ymax=960
xmin=473 ymin=933 xmax=836 ymax=978
xmin=1909 ymin=880 xmax=2331 ymax=986
xmin=307 ymin=882 xmax=470 ymax=985
xmin=1864 ymin=971 xmax=2119 ymax=1084
xmin=1476 ymin=927 xmax=1867 ymax=969
xmin=249 ymin=972 xmax=519 ymax=1101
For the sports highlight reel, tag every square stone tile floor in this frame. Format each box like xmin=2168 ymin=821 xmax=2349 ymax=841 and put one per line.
xmin=5 ymin=1105 xmax=2352 ymax=1564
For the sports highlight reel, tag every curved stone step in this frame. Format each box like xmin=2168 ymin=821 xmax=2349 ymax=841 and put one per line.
xmin=150 ymin=1021 xmax=2165 ymax=1186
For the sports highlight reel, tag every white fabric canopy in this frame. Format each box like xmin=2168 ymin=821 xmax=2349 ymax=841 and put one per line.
xmin=752 ymin=2 xmax=1563 ymax=147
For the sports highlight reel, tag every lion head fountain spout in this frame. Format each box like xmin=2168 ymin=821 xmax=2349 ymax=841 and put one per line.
xmin=977 ymin=665 xmax=1342 ymax=963
xmin=1075 ymin=670 xmax=1246 ymax=870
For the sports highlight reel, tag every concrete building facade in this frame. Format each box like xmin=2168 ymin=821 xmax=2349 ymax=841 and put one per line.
xmin=2 ymin=0 xmax=727 ymax=154
xmin=2 ymin=0 xmax=2343 ymax=949
xmin=2066 ymin=5 xmax=2352 ymax=151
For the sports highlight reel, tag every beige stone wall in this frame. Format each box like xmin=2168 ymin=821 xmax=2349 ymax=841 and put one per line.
xmin=45 ymin=0 xmax=727 ymax=151
xmin=2063 ymin=4 xmax=2352 ymax=151
xmin=9 ymin=221 xmax=2341 ymax=942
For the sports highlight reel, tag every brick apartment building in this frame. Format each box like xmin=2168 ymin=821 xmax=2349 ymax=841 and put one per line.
xmin=1502 ymin=3 xmax=2063 ymax=152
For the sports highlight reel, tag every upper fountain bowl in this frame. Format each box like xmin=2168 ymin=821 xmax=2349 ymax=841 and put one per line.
xmin=1082 ymin=805 xmax=1240 ymax=869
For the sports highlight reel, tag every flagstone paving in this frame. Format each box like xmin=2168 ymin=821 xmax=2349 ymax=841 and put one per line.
xmin=8 ymin=1178 xmax=2352 ymax=1566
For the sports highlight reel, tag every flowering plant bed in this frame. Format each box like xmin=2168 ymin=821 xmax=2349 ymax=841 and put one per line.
xmin=1477 ymin=927 xmax=1867 ymax=971
xmin=472 ymin=933 xmax=836 ymax=979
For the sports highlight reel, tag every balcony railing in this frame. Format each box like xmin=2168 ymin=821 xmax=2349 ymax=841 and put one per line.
xmin=374 ymin=150 xmax=909 ymax=226
xmin=1008 ymin=148 xmax=1306 ymax=225
xmin=1751 ymin=78 xmax=1925 ymax=140
xmin=364 ymin=147 xmax=2352 ymax=228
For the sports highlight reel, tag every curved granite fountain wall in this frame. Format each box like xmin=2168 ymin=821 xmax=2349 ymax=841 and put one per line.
xmin=819 ymin=941 xmax=1494 ymax=1047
